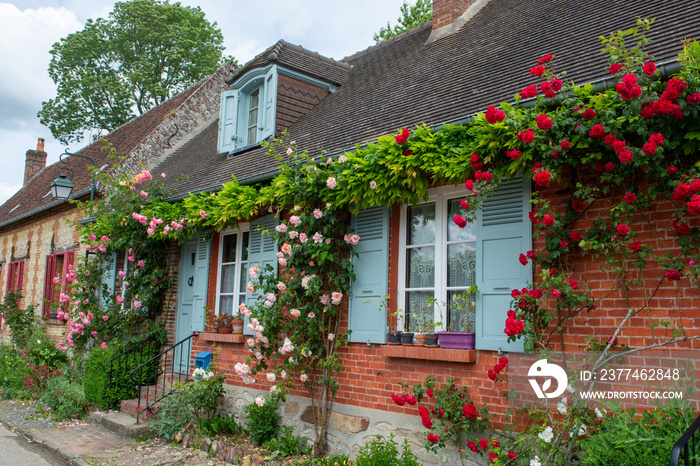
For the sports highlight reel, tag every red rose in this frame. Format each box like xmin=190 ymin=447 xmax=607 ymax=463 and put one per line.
xmin=589 ymin=124 xmax=606 ymax=139
xmin=624 ymin=192 xmax=637 ymax=204
xmin=687 ymin=92 xmax=700 ymax=105
xmin=480 ymin=438 xmax=489 ymax=450
xmin=519 ymin=253 xmax=528 ymax=265
xmin=551 ymin=77 xmax=563 ymax=91
xmin=618 ymin=150 xmax=633 ymax=164
xmin=468 ymin=441 xmax=478 ymax=452
xmin=559 ymin=240 xmax=570 ymax=249
xmin=526 ymin=250 xmax=537 ymax=259
xmin=454 ymin=215 xmax=467 ymax=228
xmin=518 ymin=129 xmax=535 ymax=143
xmin=427 ymin=388 xmax=433 ymax=397
xmin=428 ymin=433 xmax=439 ymax=444
xmin=491 ymin=439 xmax=500 ymax=449
xmin=604 ymin=162 xmax=616 ymax=172
xmin=642 ymin=61 xmax=657 ymax=75
xmin=612 ymin=140 xmax=627 ymax=153
xmin=521 ymin=84 xmax=538 ymax=99
xmin=403 ymin=149 xmax=414 ymax=156
xmin=485 ymin=105 xmax=506 ymax=124
xmin=422 ymin=416 xmax=433 ymax=429
xmin=482 ymin=171 xmax=493 ymax=181
xmin=465 ymin=180 xmax=474 ymax=190
xmin=391 ymin=393 xmax=406 ymax=406
xmin=498 ymin=357 xmax=509 ymax=367
xmin=528 ymin=288 xmax=543 ymax=299
xmin=508 ymin=451 xmax=518 ymax=460
xmin=406 ymin=395 xmax=417 ymax=405
xmin=630 ymin=241 xmax=643 ymax=252
xmin=668 ymin=165 xmax=678 ymax=175
xmin=533 ymin=170 xmax=552 ymax=187
xmin=538 ymin=54 xmax=554 ymax=65
xmin=677 ymin=222 xmax=690 ymax=235
xmin=507 ymin=149 xmax=522 ymax=160
xmin=609 ymin=63 xmax=623 ymax=74
xmin=604 ymin=133 xmax=617 ymax=146
xmin=571 ymin=199 xmax=584 ymax=211
xmin=530 ymin=65 xmax=545 ymax=77
xmin=641 ymin=104 xmax=654 ymax=118
xmin=463 ymin=403 xmax=478 ymax=419
xmin=568 ymin=279 xmax=579 ymax=290
xmin=569 ymin=230 xmax=582 ymax=242
xmin=616 ymin=224 xmax=630 ymax=235
xmin=665 ymin=269 xmax=681 ymax=281
xmin=536 ymin=114 xmax=553 ymax=130
xmin=616 ymin=74 xmax=642 ymax=100
xmin=395 ymin=134 xmax=406 ymax=144
xmin=543 ymin=214 xmax=555 ymax=226
xmin=460 ymin=200 xmax=470 ymax=210
xmin=582 ymin=108 xmax=597 ymax=120
xmin=488 ymin=370 xmax=496 ymax=381
xmin=489 ymin=452 xmax=498 ymax=463
xmin=560 ymin=140 xmax=571 ymax=149
xmin=649 ymin=133 xmax=665 ymax=145
xmin=642 ymin=142 xmax=657 ymax=156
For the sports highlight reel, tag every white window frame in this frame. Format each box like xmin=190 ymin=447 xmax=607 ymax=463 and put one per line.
xmin=397 ymin=185 xmax=472 ymax=332
xmin=215 ymin=223 xmax=250 ymax=316
xmin=239 ymin=82 xmax=264 ymax=146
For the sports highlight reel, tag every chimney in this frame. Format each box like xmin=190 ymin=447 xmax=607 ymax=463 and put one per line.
xmin=24 ymin=138 xmax=47 ymax=185
xmin=427 ymin=0 xmax=488 ymax=43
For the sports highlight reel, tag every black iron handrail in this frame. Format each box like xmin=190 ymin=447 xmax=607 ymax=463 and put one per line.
xmin=101 ymin=334 xmax=161 ymax=410
xmin=670 ymin=413 xmax=700 ymax=466
xmin=129 ymin=333 xmax=196 ymax=423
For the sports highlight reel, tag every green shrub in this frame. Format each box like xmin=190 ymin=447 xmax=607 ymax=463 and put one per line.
xmin=0 ymin=345 xmax=30 ymax=399
xmin=244 ymin=393 xmax=281 ymax=446
xmin=26 ymin=330 xmax=68 ymax=369
xmin=197 ymin=413 xmax=245 ymax=437
xmin=581 ymin=403 xmax=699 ymax=466
xmin=147 ymin=370 xmax=226 ymax=440
xmin=354 ymin=435 xmax=420 ymax=466
xmin=309 ymin=455 xmax=352 ymax=466
xmin=40 ymin=376 xmax=88 ymax=421
xmin=264 ymin=425 xmax=311 ymax=458
xmin=0 ymin=289 xmax=40 ymax=349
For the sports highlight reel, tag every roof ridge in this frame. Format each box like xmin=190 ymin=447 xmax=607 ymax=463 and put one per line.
xmin=342 ymin=20 xmax=433 ymax=62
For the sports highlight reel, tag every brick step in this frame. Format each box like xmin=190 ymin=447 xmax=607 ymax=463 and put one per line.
xmin=92 ymin=410 xmax=153 ymax=438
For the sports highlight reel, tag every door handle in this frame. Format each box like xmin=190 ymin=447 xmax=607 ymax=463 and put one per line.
xmin=188 ymin=276 xmax=194 ymax=286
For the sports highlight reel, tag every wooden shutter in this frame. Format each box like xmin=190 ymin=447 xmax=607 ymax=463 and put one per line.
xmin=43 ymin=255 xmax=57 ymax=318
xmin=5 ymin=261 xmax=24 ymax=295
xmin=349 ymin=206 xmax=390 ymax=344
xmin=16 ymin=261 xmax=24 ymax=291
xmin=192 ymin=236 xmax=211 ymax=332
xmin=218 ymin=89 xmax=239 ymax=153
xmin=260 ymin=66 xmax=277 ymax=141
xmin=244 ymin=214 xmax=278 ymax=335
xmin=476 ymin=177 xmax=531 ymax=352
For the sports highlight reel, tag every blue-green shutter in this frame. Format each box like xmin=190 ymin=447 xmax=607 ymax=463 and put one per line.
xmin=101 ymin=252 xmax=118 ymax=307
xmin=260 ymin=66 xmax=277 ymax=141
xmin=192 ymin=236 xmax=211 ymax=332
xmin=218 ymin=90 xmax=239 ymax=153
xmin=476 ymin=177 xmax=531 ymax=352
xmin=349 ymin=206 xmax=390 ymax=344
xmin=244 ymin=214 xmax=278 ymax=335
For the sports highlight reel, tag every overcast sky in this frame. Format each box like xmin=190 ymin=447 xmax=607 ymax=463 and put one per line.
xmin=0 ymin=0 xmax=409 ymax=205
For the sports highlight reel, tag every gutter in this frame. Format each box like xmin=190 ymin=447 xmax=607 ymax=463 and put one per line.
xmin=145 ymin=59 xmax=683 ymax=203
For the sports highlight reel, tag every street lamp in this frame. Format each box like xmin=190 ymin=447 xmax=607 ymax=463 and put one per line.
xmin=50 ymin=150 xmax=96 ymax=215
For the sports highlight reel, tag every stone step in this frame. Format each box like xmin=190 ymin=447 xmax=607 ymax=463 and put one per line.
xmin=92 ymin=410 xmax=153 ymax=439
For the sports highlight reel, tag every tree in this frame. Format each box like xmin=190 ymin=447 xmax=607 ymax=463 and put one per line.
xmin=39 ymin=0 xmax=230 ymax=145
xmin=373 ymin=0 xmax=432 ymax=44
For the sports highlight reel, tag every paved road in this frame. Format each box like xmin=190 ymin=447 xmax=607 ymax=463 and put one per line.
xmin=0 ymin=425 xmax=67 ymax=466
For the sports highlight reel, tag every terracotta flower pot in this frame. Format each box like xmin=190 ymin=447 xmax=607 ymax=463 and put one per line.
xmin=231 ymin=319 xmax=244 ymax=334
xmin=217 ymin=326 xmax=233 ymax=334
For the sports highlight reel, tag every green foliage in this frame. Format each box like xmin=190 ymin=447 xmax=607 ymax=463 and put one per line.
xmin=354 ymin=435 xmax=421 ymax=466
xmin=38 ymin=0 xmax=229 ymax=144
xmin=243 ymin=393 xmax=281 ymax=446
xmin=309 ymin=455 xmax=352 ymax=466
xmin=0 ymin=289 xmax=40 ymax=349
xmin=196 ymin=413 xmax=245 ymax=437
xmin=26 ymin=330 xmax=68 ymax=369
xmin=581 ymin=403 xmax=698 ymax=465
xmin=0 ymin=345 xmax=30 ymax=399
xmin=374 ymin=0 xmax=432 ymax=43
xmin=147 ymin=369 xmax=225 ymax=439
xmin=264 ymin=425 xmax=311 ymax=458
xmin=40 ymin=375 xmax=88 ymax=421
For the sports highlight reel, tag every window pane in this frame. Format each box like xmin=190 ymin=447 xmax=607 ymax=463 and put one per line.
xmin=407 ymin=203 xmax=435 ymax=245
xmin=219 ymin=296 xmax=234 ymax=316
xmin=447 ymin=198 xmax=475 ymax=241
xmin=220 ymin=264 xmax=236 ymax=293
xmin=249 ymin=89 xmax=259 ymax=109
xmin=239 ymin=261 xmax=248 ymax=293
xmin=405 ymin=291 xmax=434 ymax=332
xmin=241 ymin=232 xmax=249 ymax=262
xmin=406 ymin=246 xmax=435 ymax=289
xmin=222 ymin=234 xmax=237 ymax=263
xmin=448 ymin=290 xmax=474 ymax=332
xmin=447 ymin=243 xmax=476 ymax=287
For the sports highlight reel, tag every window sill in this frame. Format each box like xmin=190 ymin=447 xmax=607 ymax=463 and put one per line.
xmin=199 ymin=332 xmax=245 ymax=344
xmin=46 ymin=318 xmax=66 ymax=325
xmin=384 ymin=344 xmax=476 ymax=363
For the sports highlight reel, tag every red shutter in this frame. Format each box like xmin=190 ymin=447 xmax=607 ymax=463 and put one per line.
xmin=43 ymin=255 xmax=57 ymax=318
xmin=5 ymin=262 xmax=15 ymax=295
xmin=16 ymin=261 xmax=24 ymax=291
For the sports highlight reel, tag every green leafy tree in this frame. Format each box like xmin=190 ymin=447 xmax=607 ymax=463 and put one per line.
xmin=39 ymin=0 xmax=230 ymax=144
xmin=373 ymin=0 xmax=432 ymax=43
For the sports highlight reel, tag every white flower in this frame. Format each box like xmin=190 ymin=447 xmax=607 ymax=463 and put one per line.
xmin=275 ymin=224 xmax=288 ymax=233
xmin=331 ymin=292 xmax=343 ymax=305
xmin=538 ymin=426 xmax=554 ymax=443
xmin=280 ymin=370 xmax=287 ymax=379
xmin=369 ymin=181 xmax=377 ymax=190
xmin=300 ymin=373 xmax=309 ymax=382
xmin=557 ymin=398 xmax=567 ymax=414
xmin=255 ymin=395 xmax=266 ymax=407
xmin=234 ymin=363 xmax=250 ymax=375
xmin=595 ymin=407 xmax=605 ymax=419
xmin=530 ymin=457 xmax=541 ymax=466
xmin=313 ymin=209 xmax=323 ymax=219
xmin=266 ymin=373 xmax=276 ymax=382
xmin=279 ymin=337 xmax=294 ymax=355
xmin=326 ymin=177 xmax=337 ymax=189
xmin=578 ymin=424 xmax=587 ymax=437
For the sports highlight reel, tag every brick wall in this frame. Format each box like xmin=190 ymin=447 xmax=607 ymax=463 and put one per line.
xmin=432 ymin=0 xmax=476 ymax=30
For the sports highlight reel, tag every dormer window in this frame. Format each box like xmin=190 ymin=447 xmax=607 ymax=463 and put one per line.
xmin=218 ymin=65 xmax=278 ymax=154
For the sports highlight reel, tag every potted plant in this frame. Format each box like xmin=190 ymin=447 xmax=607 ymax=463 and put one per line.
xmin=392 ymin=308 xmax=414 ymax=344
xmin=386 ymin=297 xmax=403 ymax=344
xmin=412 ymin=297 xmax=440 ymax=346
xmin=213 ymin=312 xmax=234 ymax=334
xmin=231 ymin=309 xmax=244 ymax=334
xmin=437 ymin=285 xmax=478 ymax=349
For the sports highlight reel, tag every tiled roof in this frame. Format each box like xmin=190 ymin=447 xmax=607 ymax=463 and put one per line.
xmin=0 ymin=80 xmax=204 ymax=227
xmin=158 ymin=0 xmax=700 ymax=198
xmin=227 ymin=40 xmax=350 ymax=86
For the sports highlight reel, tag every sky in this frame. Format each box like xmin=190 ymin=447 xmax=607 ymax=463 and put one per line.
xmin=0 ymin=0 xmax=410 ymax=205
